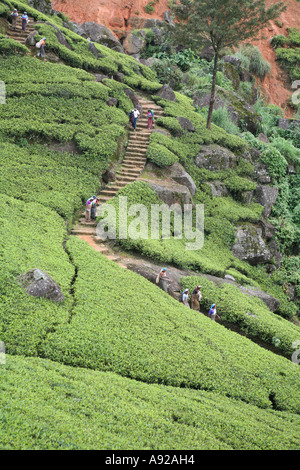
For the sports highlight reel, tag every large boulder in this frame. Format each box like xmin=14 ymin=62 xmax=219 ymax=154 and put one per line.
xmin=71 ymin=22 xmax=124 ymax=53
xmin=157 ymin=84 xmax=176 ymax=102
xmin=123 ymin=31 xmax=146 ymax=55
xmin=176 ymin=116 xmax=195 ymax=132
xmin=254 ymin=185 xmax=278 ymax=218
xmin=17 ymin=269 xmax=64 ymax=302
xmin=168 ymin=162 xmax=197 ymax=196
xmin=239 ymin=286 xmax=280 ymax=312
xmin=195 ymin=144 xmax=237 ymax=171
xmin=124 ymin=88 xmax=143 ymax=115
xmin=232 ymin=224 xmax=273 ymax=265
xmin=27 ymin=0 xmax=54 ymax=15
xmin=142 ymin=179 xmax=193 ymax=207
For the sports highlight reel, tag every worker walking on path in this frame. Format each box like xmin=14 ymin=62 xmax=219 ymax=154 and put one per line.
xmin=11 ymin=9 xmax=18 ymax=29
xmin=156 ymin=267 xmax=169 ymax=293
xmin=182 ymin=289 xmax=190 ymax=308
xmin=191 ymin=285 xmax=202 ymax=311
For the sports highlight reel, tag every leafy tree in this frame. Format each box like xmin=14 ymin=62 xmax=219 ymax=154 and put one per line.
xmin=169 ymin=0 xmax=286 ymax=129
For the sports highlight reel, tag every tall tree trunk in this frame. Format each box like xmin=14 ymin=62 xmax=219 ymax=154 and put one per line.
xmin=206 ymin=50 xmax=219 ymax=129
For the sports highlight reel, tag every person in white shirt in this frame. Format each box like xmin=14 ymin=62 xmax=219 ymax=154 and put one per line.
xmin=132 ymin=108 xmax=140 ymax=131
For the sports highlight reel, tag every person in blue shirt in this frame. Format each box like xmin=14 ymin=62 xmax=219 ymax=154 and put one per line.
xmin=21 ymin=12 xmax=29 ymax=31
xmin=208 ymin=304 xmax=220 ymax=321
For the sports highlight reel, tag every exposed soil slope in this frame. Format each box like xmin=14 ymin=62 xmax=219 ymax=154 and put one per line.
xmin=52 ymin=0 xmax=299 ymax=116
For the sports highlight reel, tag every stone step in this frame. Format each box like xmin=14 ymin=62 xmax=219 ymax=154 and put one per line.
xmin=79 ymin=218 xmax=97 ymax=226
xmin=117 ymin=169 xmax=141 ymax=176
xmin=71 ymin=226 xmax=96 ymax=235
xmin=122 ymin=158 xmax=146 ymax=165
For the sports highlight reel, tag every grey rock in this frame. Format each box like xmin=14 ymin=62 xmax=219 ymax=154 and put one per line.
xmin=27 ymin=0 xmax=54 ymax=15
xmin=25 ymin=30 xmax=38 ymax=46
xmin=195 ymin=144 xmax=237 ymax=171
xmin=88 ymin=41 xmax=100 ymax=58
xmin=72 ymin=22 xmax=124 ymax=52
xmin=94 ymin=73 xmax=109 ymax=82
xmin=232 ymin=224 xmax=273 ymax=265
xmin=123 ymin=31 xmax=146 ymax=55
xmin=124 ymin=88 xmax=143 ymax=115
xmin=224 ymin=274 xmax=236 ymax=282
xmin=102 ymin=169 xmax=116 ymax=183
xmin=177 ymin=116 xmax=195 ymax=132
xmin=258 ymin=219 xmax=276 ymax=241
xmin=107 ymin=97 xmax=118 ymax=107
xmin=239 ymin=286 xmax=280 ymax=312
xmin=17 ymin=269 xmax=64 ymax=302
xmin=145 ymin=180 xmax=193 ymax=207
xmin=168 ymin=162 xmax=197 ymax=196
xmin=223 ymin=55 xmax=241 ymax=68
xmin=253 ymin=162 xmax=271 ymax=184
xmin=157 ymin=84 xmax=176 ymax=102
xmin=207 ymin=181 xmax=229 ymax=197
xmin=163 ymin=10 xmax=175 ymax=26
xmin=258 ymin=133 xmax=269 ymax=143
xmin=254 ymin=185 xmax=278 ymax=218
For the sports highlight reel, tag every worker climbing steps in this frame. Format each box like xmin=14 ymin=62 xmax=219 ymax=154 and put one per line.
xmin=7 ymin=11 xmax=35 ymax=45
xmin=71 ymin=96 xmax=164 ymax=264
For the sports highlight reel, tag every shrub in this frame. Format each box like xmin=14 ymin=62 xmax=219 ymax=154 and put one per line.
xmin=146 ymin=142 xmax=179 ymax=167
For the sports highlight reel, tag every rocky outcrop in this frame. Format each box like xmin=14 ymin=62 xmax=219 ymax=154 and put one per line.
xmin=239 ymin=286 xmax=280 ymax=312
xmin=195 ymin=144 xmax=237 ymax=171
xmin=193 ymin=87 xmax=262 ymax=133
xmin=157 ymin=84 xmax=176 ymax=102
xmin=71 ymin=21 xmax=124 ymax=52
xmin=17 ymin=269 xmax=64 ymax=302
xmin=232 ymin=224 xmax=273 ymax=265
xmin=254 ymin=185 xmax=278 ymax=218
xmin=143 ymin=179 xmax=193 ymax=207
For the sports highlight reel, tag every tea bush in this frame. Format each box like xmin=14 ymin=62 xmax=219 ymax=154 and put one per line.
xmin=180 ymin=275 xmax=300 ymax=358
xmin=1 ymin=354 xmax=300 ymax=450
xmin=40 ymin=236 xmax=300 ymax=414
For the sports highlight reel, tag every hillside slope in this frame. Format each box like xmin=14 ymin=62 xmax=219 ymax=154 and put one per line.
xmin=52 ymin=0 xmax=300 ymax=115
xmin=0 ymin=0 xmax=299 ymax=450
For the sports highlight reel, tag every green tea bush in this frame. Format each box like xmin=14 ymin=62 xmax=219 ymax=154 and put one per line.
xmin=181 ymin=275 xmax=300 ymax=358
xmin=146 ymin=142 xmax=179 ymax=167
xmin=1 ymin=354 xmax=300 ymax=450
xmin=39 ymin=236 xmax=300 ymax=414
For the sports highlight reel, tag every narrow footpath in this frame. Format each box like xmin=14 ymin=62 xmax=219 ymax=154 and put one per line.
xmin=71 ymin=96 xmax=164 ymax=265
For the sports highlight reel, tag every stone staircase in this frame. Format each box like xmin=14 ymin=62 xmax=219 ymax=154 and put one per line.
xmin=71 ymin=96 xmax=164 ymax=262
xmin=7 ymin=15 xmax=35 ymax=45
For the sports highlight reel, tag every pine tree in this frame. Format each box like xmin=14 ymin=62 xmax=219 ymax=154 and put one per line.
xmin=169 ymin=0 xmax=286 ymax=129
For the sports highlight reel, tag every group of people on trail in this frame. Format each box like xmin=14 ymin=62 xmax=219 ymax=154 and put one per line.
xmin=129 ymin=108 xmax=154 ymax=131
xmin=11 ymin=8 xmax=47 ymax=61
xmin=85 ymin=195 xmax=97 ymax=222
xmin=11 ymin=9 xmax=29 ymax=31
xmin=182 ymin=287 xmax=220 ymax=320
xmin=156 ymin=267 xmax=220 ymax=321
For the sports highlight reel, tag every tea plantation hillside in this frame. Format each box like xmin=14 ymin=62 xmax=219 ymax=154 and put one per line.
xmin=0 ymin=1 xmax=299 ymax=450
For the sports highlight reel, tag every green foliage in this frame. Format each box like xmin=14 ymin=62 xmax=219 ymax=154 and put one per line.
xmin=2 ymin=354 xmax=300 ymax=450
xmin=236 ymin=45 xmax=271 ymax=78
xmin=0 ymin=34 xmax=28 ymax=56
xmin=146 ymin=142 xmax=179 ymax=167
xmin=39 ymin=236 xmax=300 ymax=415
xmin=180 ymin=275 xmax=300 ymax=358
